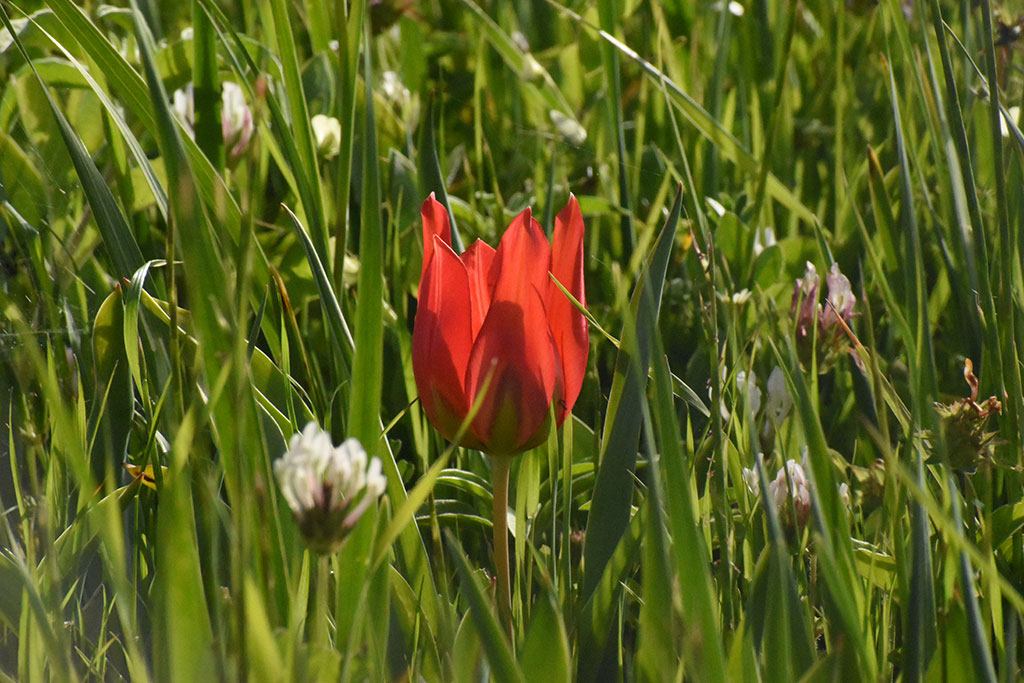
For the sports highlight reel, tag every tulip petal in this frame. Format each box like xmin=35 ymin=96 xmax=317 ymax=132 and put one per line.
xmin=465 ymin=209 xmax=557 ymax=454
xmin=412 ymin=235 xmax=475 ymax=443
xmin=548 ymin=195 xmax=589 ymax=423
xmin=461 ymin=239 xmax=497 ymax=339
xmin=420 ymin=194 xmax=452 ymax=283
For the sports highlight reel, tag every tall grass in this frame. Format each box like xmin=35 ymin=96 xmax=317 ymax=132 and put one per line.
xmin=1 ymin=0 xmax=1022 ymax=680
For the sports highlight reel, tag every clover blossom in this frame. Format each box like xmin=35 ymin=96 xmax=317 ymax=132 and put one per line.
xmin=171 ymin=81 xmax=254 ymax=161
xmin=769 ymin=459 xmax=812 ymax=527
xmin=274 ymin=423 xmax=386 ymax=554
xmin=821 ymin=263 xmax=856 ymax=332
xmin=765 ymin=366 xmax=792 ymax=425
xmin=311 ymin=114 xmax=342 ymax=158
xmin=220 ymin=82 xmax=253 ymax=159
xmin=742 ymin=458 xmax=811 ymax=528
xmin=791 ymin=261 xmax=857 ymax=369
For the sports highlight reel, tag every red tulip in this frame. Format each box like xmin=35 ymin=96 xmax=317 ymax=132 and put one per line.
xmin=412 ymin=194 xmax=589 ymax=456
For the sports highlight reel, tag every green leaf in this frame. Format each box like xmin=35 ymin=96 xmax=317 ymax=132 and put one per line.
xmin=153 ymin=414 xmax=216 ymax=682
xmin=262 ymin=0 xmax=328 ymax=261
xmin=548 ymin=5 xmax=816 ymax=225
xmin=518 ymin=591 xmax=571 ymax=683
xmin=418 ymin=100 xmax=464 ymax=253
xmin=190 ymin=0 xmax=222 ymax=168
xmin=581 ymin=186 xmax=681 ymax=601
xmin=0 ymin=5 xmax=144 ymax=280
xmin=650 ymin=349 xmax=727 ymax=682
xmin=751 ymin=459 xmax=816 ymax=681
xmin=348 ymin=19 xmax=386 ymax=453
xmin=636 ymin=405 xmax=678 ymax=683
xmin=596 ymin=0 xmax=634 ymax=252
xmin=87 ymin=285 xmax=132 ymax=484
xmin=576 ymin=501 xmax=644 ymax=681
xmin=445 ymin=530 xmax=526 ymax=683
xmin=243 ymin=576 xmax=286 ymax=682
xmin=372 ymin=448 xmax=451 ymax=570
xmin=283 ymin=205 xmax=354 ymax=369
xmin=25 ymin=20 xmax=169 ymax=221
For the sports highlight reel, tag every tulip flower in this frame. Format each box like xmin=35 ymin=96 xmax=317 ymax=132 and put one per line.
xmin=412 ymin=194 xmax=589 ymax=456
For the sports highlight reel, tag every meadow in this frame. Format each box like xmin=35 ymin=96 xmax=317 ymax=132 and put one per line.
xmin=1 ymin=0 xmax=1024 ymax=680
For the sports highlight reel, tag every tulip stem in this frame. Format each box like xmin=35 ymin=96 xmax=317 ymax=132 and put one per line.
xmin=490 ymin=455 xmax=514 ymax=642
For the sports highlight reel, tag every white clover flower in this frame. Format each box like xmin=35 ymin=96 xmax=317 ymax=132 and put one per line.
xmin=753 ymin=226 xmax=775 ymax=256
xmin=311 ymin=114 xmax=342 ymax=159
xmin=839 ymin=482 xmax=851 ymax=509
xmin=381 ymin=70 xmax=409 ymax=103
xmin=274 ymin=423 xmax=386 ymax=554
xmin=791 ymin=261 xmax=820 ymax=341
xmin=520 ymin=54 xmax=545 ymax=81
xmin=171 ymin=84 xmax=195 ymax=133
xmin=741 ymin=466 xmax=759 ymax=496
xmin=821 ymin=262 xmax=856 ymax=331
xmin=379 ymin=70 xmax=418 ymax=124
xmin=765 ymin=366 xmax=792 ymax=424
xmin=767 ymin=459 xmax=811 ymax=526
xmin=731 ymin=288 xmax=752 ymax=305
xmin=710 ymin=364 xmax=730 ymax=420
xmin=1000 ymin=105 xmax=1020 ymax=138
xmin=170 ymin=81 xmax=253 ymax=160
xmin=221 ymin=82 xmax=253 ymax=160
xmin=550 ymin=110 xmax=587 ymax=146
xmin=711 ymin=0 xmax=746 ymax=16
xmin=705 ymin=196 xmax=727 ymax=218
xmin=736 ymin=369 xmax=762 ymax=417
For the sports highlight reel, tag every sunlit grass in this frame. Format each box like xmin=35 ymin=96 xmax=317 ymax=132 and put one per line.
xmin=1 ymin=0 xmax=1023 ymax=680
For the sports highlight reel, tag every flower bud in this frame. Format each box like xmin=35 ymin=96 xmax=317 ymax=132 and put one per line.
xmin=765 ymin=366 xmax=792 ymax=424
xmin=170 ymin=81 xmax=253 ymax=161
xmin=769 ymin=459 xmax=811 ymax=527
xmin=934 ymin=359 xmax=1002 ymax=472
xmin=220 ymin=82 xmax=253 ymax=160
xmin=736 ymin=369 xmax=761 ymax=416
xmin=274 ymin=423 xmax=386 ymax=554
xmin=791 ymin=261 xmax=820 ymax=342
xmin=520 ymin=54 xmax=545 ymax=81
xmin=791 ymin=261 xmax=857 ymax=370
xmin=838 ymin=482 xmax=851 ymax=509
xmin=171 ymin=84 xmax=195 ymax=132
xmin=311 ymin=114 xmax=342 ymax=159
xmin=1000 ymin=106 xmax=1020 ymax=138
xmin=753 ymin=226 xmax=775 ymax=256
xmin=821 ymin=262 xmax=856 ymax=332
xmin=550 ymin=110 xmax=587 ymax=146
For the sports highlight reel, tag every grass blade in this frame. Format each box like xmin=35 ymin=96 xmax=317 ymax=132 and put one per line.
xmin=445 ymin=530 xmax=526 ymax=683
xmin=581 ymin=186 xmax=681 ymax=600
xmin=283 ymin=205 xmax=353 ymax=370
xmin=650 ymin=348 xmax=727 ymax=682
xmin=418 ymin=101 xmax=464 ymax=253
xmin=1 ymin=5 xmax=143 ymax=280
xmin=347 ymin=19 xmax=386 ymax=452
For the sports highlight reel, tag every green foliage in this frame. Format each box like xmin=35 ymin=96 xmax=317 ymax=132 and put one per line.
xmin=1 ymin=0 xmax=1024 ymax=680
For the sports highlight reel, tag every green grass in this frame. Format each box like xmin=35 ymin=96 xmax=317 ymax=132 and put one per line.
xmin=1 ymin=0 xmax=1023 ymax=680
